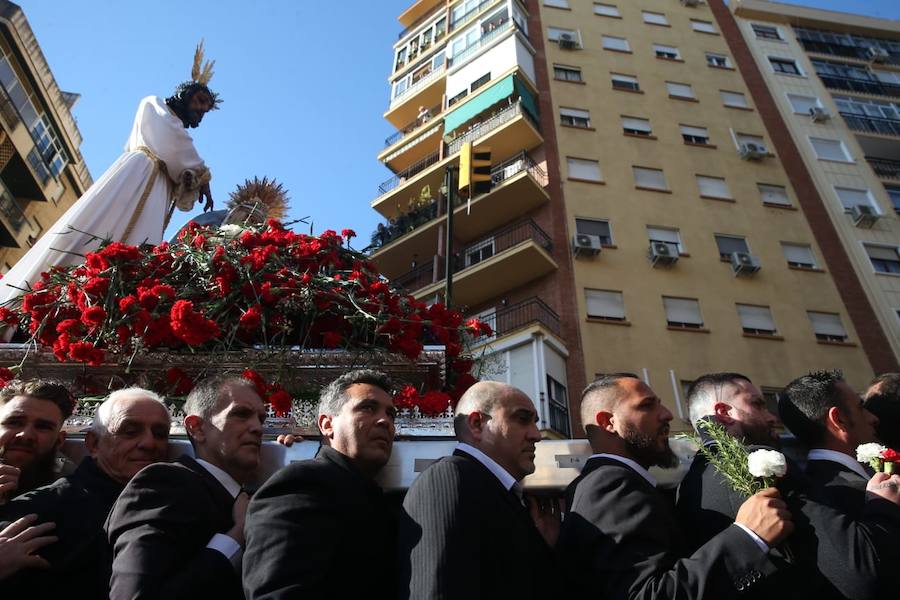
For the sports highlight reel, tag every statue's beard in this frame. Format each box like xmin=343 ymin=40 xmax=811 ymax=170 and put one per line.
xmin=182 ymin=108 xmax=204 ymax=129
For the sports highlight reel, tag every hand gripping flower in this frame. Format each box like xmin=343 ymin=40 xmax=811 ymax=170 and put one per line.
xmin=747 ymin=449 xmax=788 ymax=490
xmin=856 ymin=443 xmax=898 ymax=474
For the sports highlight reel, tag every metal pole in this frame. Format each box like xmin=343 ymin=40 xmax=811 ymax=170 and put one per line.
xmin=444 ymin=166 xmax=455 ymax=309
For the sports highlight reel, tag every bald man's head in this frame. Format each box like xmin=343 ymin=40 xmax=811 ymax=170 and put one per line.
xmin=454 ymin=381 xmax=511 ymax=438
xmin=580 ymin=373 xmax=640 ymax=434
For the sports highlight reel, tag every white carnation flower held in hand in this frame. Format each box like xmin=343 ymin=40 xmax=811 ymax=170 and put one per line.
xmin=856 ymin=443 xmax=887 ymax=464
xmin=747 ymin=449 xmax=787 ymax=479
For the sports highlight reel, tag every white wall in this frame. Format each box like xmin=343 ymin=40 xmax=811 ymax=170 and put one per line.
xmin=445 ymin=35 xmax=536 ymax=101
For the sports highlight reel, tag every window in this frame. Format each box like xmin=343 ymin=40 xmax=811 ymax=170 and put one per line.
xmin=647 ymin=226 xmax=683 ymax=253
xmin=470 ymin=72 xmax=491 ymax=92
xmin=554 ymin=64 xmax=583 ymax=82
xmin=544 ymin=0 xmax=570 ymax=7
xmin=666 ymin=81 xmax=694 ymax=99
xmin=810 ymin=137 xmax=851 ymax=162
xmin=834 ymin=186 xmax=878 ymax=212
xmin=643 ymin=11 xmax=669 ymax=26
xmin=758 ymin=183 xmax=791 ymax=206
xmin=653 ymin=44 xmax=681 ymax=60
xmin=576 ymin=218 xmax=612 ymax=245
xmin=864 ymin=244 xmax=900 ymax=274
xmin=548 ymin=27 xmax=581 ymax=47
xmin=696 ymin=175 xmax=732 ymax=199
xmin=770 ymin=57 xmax=802 ymax=75
xmin=752 ymin=24 xmax=782 ymax=40
xmin=706 ymin=53 xmax=732 ymax=68
xmin=465 ymin=237 xmax=495 ymax=266
xmin=622 ymin=116 xmax=653 ymax=136
xmin=561 ymin=107 xmax=591 ymax=128
xmin=663 ymin=297 xmax=704 ymax=329
xmin=586 ymin=289 xmax=626 ymax=321
xmin=721 ymin=90 xmax=749 ymax=108
xmin=692 ymin=20 xmax=717 ymax=34
xmin=567 ymin=157 xmax=603 ymax=182
xmin=611 ymin=73 xmax=640 ymax=92
xmin=682 ymin=125 xmax=711 ymax=145
xmin=593 ymin=3 xmax=620 ymax=17
xmin=782 ymin=243 xmax=817 ymax=268
xmin=448 ymin=89 xmax=468 ymax=106
xmin=633 ymin=167 xmax=668 ymax=191
xmin=715 ymin=235 xmax=749 ymax=259
xmin=737 ymin=304 xmax=777 ymax=335
xmin=886 ymin=185 xmax=900 ymax=214
xmin=546 ymin=375 xmax=570 ymax=437
xmin=787 ymin=94 xmax=820 ymax=114
xmin=808 ymin=311 xmax=848 ymax=342
xmin=602 ymin=35 xmax=630 ymax=52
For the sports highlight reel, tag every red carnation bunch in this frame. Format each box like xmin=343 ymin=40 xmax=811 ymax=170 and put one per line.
xmin=170 ymin=301 xmax=221 ymax=346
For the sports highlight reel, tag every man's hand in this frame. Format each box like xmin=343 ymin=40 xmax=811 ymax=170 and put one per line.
xmin=735 ymin=487 xmax=794 ymax=547
xmin=199 ymin=182 xmax=213 ymax=212
xmin=0 ymin=514 xmax=56 ymax=580
xmin=276 ymin=434 xmax=303 ymax=447
xmin=226 ymin=490 xmax=250 ymax=547
xmin=0 ymin=464 xmax=20 ymax=498
xmin=528 ymin=495 xmax=563 ymax=548
xmin=866 ymin=472 xmax=900 ymax=504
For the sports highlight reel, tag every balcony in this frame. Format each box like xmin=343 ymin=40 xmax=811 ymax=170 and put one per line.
xmin=447 ymin=18 xmax=516 ymax=70
xmin=370 ymin=153 xmax=549 ymax=277
xmin=449 ymin=0 xmax=504 ymax=33
xmin=445 ymin=98 xmax=542 ymax=163
xmin=797 ymin=37 xmax=900 ymax=67
xmin=394 ymin=219 xmax=557 ymax=308
xmin=474 ymin=297 xmax=561 ymax=342
xmin=841 ymin=112 xmax=900 ymax=138
xmin=0 ymin=180 xmax=33 ymax=247
xmin=818 ymin=73 xmax=900 ymax=99
xmin=379 ymin=103 xmax=444 ymax=173
xmin=386 ymin=63 xmax=447 ymax=129
xmin=867 ymin=156 xmax=900 ymax=180
xmin=399 ymin=0 xmax=445 ymax=28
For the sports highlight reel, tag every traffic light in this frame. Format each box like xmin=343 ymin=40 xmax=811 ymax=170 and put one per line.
xmin=458 ymin=142 xmax=492 ymax=197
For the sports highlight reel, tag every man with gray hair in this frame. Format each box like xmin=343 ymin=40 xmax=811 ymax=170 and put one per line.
xmin=243 ymin=369 xmax=397 ymax=599
xmin=1 ymin=386 xmax=170 ymax=598
xmin=107 ymin=375 xmax=265 ymax=600
xmin=397 ymin=380 xmax=555 ymax=599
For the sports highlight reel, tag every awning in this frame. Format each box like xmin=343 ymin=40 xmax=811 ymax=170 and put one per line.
xmin=514 ymin=77 xmax=538 ymax=123
xmin=444 ymin=74 xmax=515 ymax=135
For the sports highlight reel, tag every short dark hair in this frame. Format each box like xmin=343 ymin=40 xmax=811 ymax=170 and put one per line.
xmin=686 ymin=372 xmax=753 ymax=429
xmin=581 ymin=373 xmax=640 ymax=404
xmin=779 ymin=370 xmax=845 ymax=446
xmin=317 ymin=369 xmax=393 ymax=418
xmin=865 ymin=372 xmax=900 ymax=449
xmin=0 ymin=379 xmax=74 ymax=421
xmin=184 ymin=375 xmax=257 ymax=422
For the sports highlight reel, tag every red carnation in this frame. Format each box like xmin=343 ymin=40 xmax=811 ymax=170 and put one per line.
xmin=56 ymin=319 xmax=82 ymax=335
xmin=418 ymin=390 xmax=451 ymax=416
xmin=68 ymin=341 xmax=105 ymax=366
xmin=0 ymin=367 xmax=15 ymax=387
xmin=170 ymin=300 xmax=221 ymax=346
xmin=81 ymin=305 xmax=107 ymax=328
xmin=119 ymin=295 xmax=138 ymax=313
xmin=99 ymin=241 xmax=142 ymax=262
xmin=165 ymin=367 xmax=194 ymax=395
xmin=393 ymin=385 xmax=419 ymax=410
xmin=239 ymin=305 xmax=263 ymax=332
xmin=268 ymin=388 xmax=292 ymax=417
xmin=322 ymin=331 xmax=343 ymax=349
xmin=242 ymin=369 xmax=268 ymax=397
xmin=85 ymin=253 xmax=110 ymax=272
xmin=341 ymin=229 xmax=356 ymax=239
xmin=882 ymin=448 xmax=900 ymax=462
xmin=83 ymin=276 xmax=110 ymax=298
xmin=0 ymin=307 xmax=20 ymax=325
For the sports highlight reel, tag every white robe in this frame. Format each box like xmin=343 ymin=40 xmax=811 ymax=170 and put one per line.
xmin=0 ymin=96 xmax=209 ymax=305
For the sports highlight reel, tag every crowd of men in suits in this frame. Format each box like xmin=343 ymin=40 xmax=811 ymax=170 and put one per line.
xmin=0 ymin=367 xmax=899 ymax=599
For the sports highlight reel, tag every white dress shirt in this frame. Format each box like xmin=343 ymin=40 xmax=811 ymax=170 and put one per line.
xmin=195 ymin=458 xmax=243 ymax=567
xmin=807 ymin=448 xmax=871 ymax=480
xmin=455 ymin=443 xmax=519 ymax=492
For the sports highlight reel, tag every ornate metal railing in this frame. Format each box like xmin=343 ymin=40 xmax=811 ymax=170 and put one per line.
xmin=446 ymin=99 xmax=537 ymax=155
xmin=0 ymin=184 xmax=28 ymax=232
xmin=377 ymin=150 xmax=442 ymax=196
xmin=475 ymin=297 xmax=561 ymax=339
xmin=867 ymin=156 xmax=900 ymax=180
xmin=840 ymin=112 xmax=900 ymax=137
xmin=384 ymin=102 xmax=443 ymax=148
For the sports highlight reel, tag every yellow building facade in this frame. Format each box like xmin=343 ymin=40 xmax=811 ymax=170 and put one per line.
xmin=0 ymin=1 xmax=91 ymax=273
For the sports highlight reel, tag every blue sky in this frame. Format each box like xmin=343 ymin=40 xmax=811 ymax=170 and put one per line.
xmin=18 ymin=0 xmax=900 ymax=243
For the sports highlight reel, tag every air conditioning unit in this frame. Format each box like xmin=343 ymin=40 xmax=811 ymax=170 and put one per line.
xmin=558 ymin=33 xmax=578 ymax=50
xmin=648 ymin=242 xmax=679 ymax=267
xmin=572 ymin=233 xmax=602 ymax=257
xmin=731 ymin=252 xmax=761 ymax=276
xmin=739 ymin=142 xmax=768 ymax=160
xmin=681 ymin=0 xmax=701 ymax=6
xmin=809 ymin=107 xmax=831 ymax=123
xmin=866 ymin=47 xmax=890 ymax=63
xmin=851 ymin=204 xmax=880 ymax=228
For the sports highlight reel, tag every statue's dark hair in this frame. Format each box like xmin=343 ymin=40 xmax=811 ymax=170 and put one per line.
xmin=165 ymin=81 xmax=221 ymax=128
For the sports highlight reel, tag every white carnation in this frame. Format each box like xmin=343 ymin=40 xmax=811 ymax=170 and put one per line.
xmin=856 ymin=443 xmax=887 ymax=464
xmin=217 ymin=224 xmax=245 ymax=238
xmin=747 ymin=449 xmax=787 ymax=479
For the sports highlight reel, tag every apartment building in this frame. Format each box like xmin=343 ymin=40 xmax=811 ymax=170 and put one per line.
xmin=371 ymin=0 xmax=879 ymax=436
xmin=724 ymin=0 xmax=900 ymax=371
xmin=0 ymin=1 xmax=91 ymax=273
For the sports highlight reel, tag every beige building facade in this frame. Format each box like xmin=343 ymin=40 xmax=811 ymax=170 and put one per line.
xmin=0 ymin=1 xmax=91 ymax=273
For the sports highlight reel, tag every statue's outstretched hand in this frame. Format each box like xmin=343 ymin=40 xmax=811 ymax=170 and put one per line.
xmin=200 ymin=182 xmax=213 ymax=212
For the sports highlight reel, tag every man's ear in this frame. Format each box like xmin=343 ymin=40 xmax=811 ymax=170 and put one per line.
xmin=713 ymin=402 xmax=734 ymax=425
xmin=825 ymin=406 xmax=848 ymax=435
xmin=595 ymin=410 xmax=615 ymax=434
xmin=465 ymin=411 xmax=486 ymax=440
xmin=184 ymin=415 xmax=205 ymax=444
xmin=54 ymin=429 xmax=67 ymax=451
xmin=318 ymin=414 xmax=334 ymax=440
xmin=84 ymin=430 xmax=99 ymax=456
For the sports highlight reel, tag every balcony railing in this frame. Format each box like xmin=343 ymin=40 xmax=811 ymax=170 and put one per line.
xmin=449 ymin=0 xmax=499 ymax=32
xmin=393 ymin=219 xmax=553 ymax=295
xmin=446 ymin=99 xmax=536 ymax=155
xmin=490 ymin=151 xmax=547 ymax=188
xmin=391 ymin=63 xmax=446 ymax=107
xmin=798 ymin=38 xmax=900 ymax=66
xmin=377 ymin=150 xmax=441 ymax=196
xmin=818 ymin=73 xmax=900 ymax=98
xmin=475 ymin=297 xmax=561 ymax=339
xmin=384 ymin=103 xmax=443 ymax=148
xmin=841 ymin=112 xmax=900 ymax=137
xmin=447 ymin=18 xmax=516 ymax=68
xmin=0 ymin=84 xmax=18 ymax=129
xmin=0 ymin=187 xmax=29 ymax=233
xmin=867 ymin=156 xmax=900 ymax=180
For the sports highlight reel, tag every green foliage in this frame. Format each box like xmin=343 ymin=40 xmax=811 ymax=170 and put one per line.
xmin=687 ymin=420 xmax=770 ymax=499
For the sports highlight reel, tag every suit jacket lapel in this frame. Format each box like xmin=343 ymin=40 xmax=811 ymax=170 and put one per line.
xmin=177 ymin=455 xmax=236 ymax=513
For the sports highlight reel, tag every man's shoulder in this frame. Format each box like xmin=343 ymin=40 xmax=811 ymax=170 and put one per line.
xmin=255 ymin=454 xmax=356 ymax=499
xmin=0 ymin=475 xmax=73 ymax=522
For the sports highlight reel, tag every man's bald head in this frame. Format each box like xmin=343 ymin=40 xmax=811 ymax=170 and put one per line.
xmin=454 ymin=381 xmax=514 ymax=439
xmin=580 ymin=373 xmax=640 ymax=434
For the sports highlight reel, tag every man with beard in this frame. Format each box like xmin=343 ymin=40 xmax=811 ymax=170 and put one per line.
xmin=557 ymin=373 xmax=791 ymax=599
xmin=0 ymin=380 xmax=73 ymax=502
xmin=0 ymin=387 xmax=170 ymax=598
xmin=680 ymin=371 xmax=900 ymax=599
xmin=397 ymin=381 xmax=556 ymax=600
xmin=0 ymin=41 xmax=218 ymax=309
xmin=244 ymin=370 xmax=398 ymax=599
xmin=106 ymin=375 xmax=265 ymax=600
xmin=864 ymin=373 xmax=900 ymax=450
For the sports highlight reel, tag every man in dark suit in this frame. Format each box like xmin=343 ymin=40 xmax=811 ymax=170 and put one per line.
xmin=1 ymin=387 xmax=171 ymax=598
xmin=398 ymin=381 xmax=557 ymax=599
xmin=106 ymin=375 xmax=266 ymax=600
xmin=243 ymin=369 xmax=397 ymax=599
xmin=679 ymin=371 xmax=900 ymax=599
xmin=557 ymin=373 xmax=791 ymax=599
xmin=781 ymin=370 xmax=880 ymax=517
